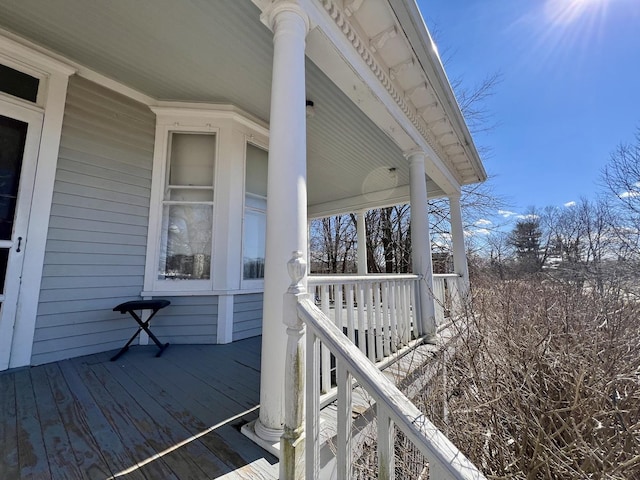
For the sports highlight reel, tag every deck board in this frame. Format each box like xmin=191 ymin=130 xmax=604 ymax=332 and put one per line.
xmin=30 ymin=366 xmax=86 ymax=479
xmin=14 ymin=369 xmax=50 ymax=478
xmin=104 ymin=359 xmax=263 ymax=472
xmin=0 ymin=337 xmax=277 ymax=479
xmin=58 ymin=359 xmax=148 ymax=480
xmin=0 ymin=372 xmax=19 ymax=478
xmin=43 ymin=362 xmax=113 ymax=479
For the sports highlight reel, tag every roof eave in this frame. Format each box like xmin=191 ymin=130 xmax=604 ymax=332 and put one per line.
xmin=389 ymin=0 xmax=488 ymax=184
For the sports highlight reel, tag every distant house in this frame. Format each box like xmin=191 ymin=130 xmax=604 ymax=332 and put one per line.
xmin=0 ymin=0 xmax=486 ymax=475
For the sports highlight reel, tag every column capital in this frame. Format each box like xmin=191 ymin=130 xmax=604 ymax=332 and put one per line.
xmin=448 ymin=192 xmax=462 ymax=201
xmin=261 ymin=0 xmax=311 ymax=35
xmin=403 ymin=148 xmax=427 ymax=162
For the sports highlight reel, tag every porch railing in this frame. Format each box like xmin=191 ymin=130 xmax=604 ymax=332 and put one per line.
xmin=308 ymin=274 xmax=421 ymax=394
xmin=298 ymin=297 xmax=486 ymax=479
xmin=432 ymin=273 xmax=463 ymax=326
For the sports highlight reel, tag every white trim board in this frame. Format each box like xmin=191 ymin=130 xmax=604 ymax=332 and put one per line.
xmin=0 ymin=41 xmax=75 ymax=369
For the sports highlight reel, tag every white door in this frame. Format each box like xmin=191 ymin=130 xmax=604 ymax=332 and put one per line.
xmin=0 ymin=101 xmax=43 ymax=370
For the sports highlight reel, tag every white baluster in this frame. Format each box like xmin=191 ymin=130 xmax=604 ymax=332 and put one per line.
xmin=305 ymin=330 xmax=320 ymax=480
xmin=366 ymin=283 xmax=375 ymax=362
xmin=337 ymin=358 xmax=353 ymax=479
xmin=381 ymin=282 xmax=391 ymax=357
xmin=378 ymin=404 xmax=395 ymax=480
xmin=357 ymin=282 xmax=366 ymax=355
xmin=336 ymin=284 xmax=344 ymax=333
xmin=346 ymin=284 xmax=355 ymax=344
xmin=320 ymin=285 xmax=331 ymax=393
xmin=374 ymin=283 xmax=383 ymax=361
xmin=389 ymin=281 xmax=398 ymax=352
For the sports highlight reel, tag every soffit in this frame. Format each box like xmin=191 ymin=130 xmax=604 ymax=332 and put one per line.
xmin=0 ymin=0 xmax=445 ymax=212
xmin=332 ymin=0 xmax=487 ymax=184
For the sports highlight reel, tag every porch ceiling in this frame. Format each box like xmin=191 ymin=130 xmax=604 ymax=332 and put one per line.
xmin=0 ymin=0 xmax=451 ymax=216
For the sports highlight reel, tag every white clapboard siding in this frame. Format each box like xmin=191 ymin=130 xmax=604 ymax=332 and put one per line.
xmin=233 ymin=293 xmax=263 ymax=341
xmin=31 ymin=76 xmax=156 ymax=365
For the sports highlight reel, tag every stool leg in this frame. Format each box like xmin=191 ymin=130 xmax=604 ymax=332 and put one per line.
xmin=131 ymin=309 xmax=170 ymax=357
xmin=110 ymin=327 xmax=143 ymax=361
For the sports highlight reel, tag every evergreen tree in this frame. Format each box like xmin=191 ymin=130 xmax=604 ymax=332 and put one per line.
xmin=508 ymin=219 xmax=544 ymax=273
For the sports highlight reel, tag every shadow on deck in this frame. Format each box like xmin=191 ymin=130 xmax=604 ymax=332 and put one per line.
xmin=0 ymin=336 xmax=278 ymax=479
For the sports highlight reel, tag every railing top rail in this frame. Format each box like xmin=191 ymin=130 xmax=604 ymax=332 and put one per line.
xmin=308 ymin=274 xmax=420 ymax=285
xmin=433 ymin=273 xmax=463 ymax=279
xmin=298 ymin=298 xmax=486 ymax=480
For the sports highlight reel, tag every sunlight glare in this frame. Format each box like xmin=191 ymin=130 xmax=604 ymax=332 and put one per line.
xmin=544 ymin=0 xmax=611 ymax=26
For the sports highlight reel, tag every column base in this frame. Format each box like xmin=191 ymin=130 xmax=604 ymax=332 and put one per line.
xmin=241 ymin=419 xmax=283 ymax=458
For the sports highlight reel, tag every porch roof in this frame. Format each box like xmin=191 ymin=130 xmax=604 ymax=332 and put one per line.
xmin=0 ymin=0 xmax=485 ymax=216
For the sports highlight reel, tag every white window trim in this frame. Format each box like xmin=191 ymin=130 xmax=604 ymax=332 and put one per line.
xmin=143 ymin=105 xmax=269 ymax=296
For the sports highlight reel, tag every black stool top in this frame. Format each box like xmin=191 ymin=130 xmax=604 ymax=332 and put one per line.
xmin=113 ymin=299 xmax=171 ymax=313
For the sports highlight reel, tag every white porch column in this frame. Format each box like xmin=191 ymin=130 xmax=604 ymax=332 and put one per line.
xmin=408 ymin=151 xmax=436 ymax=337
xmin=356 ymin=210 xmax=368 ymax=275
xmin=449 ymin=194 xmax=470 ymax=295
xmin=256 ymin=2 xmax=310 ymax=443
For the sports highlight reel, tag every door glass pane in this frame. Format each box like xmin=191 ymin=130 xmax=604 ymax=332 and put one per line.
xmin=0 ymin=249 xmax=7 ymax=294
xmin=0 ymin=65 xmax=39 ymax=103
xmin=0 ymin=116 xmax=27 ymax=240
xmin=158 ymin=204 xmax=213 ymax=280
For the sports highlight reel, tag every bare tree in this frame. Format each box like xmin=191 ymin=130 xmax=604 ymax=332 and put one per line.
xmin=309 ymin=215 xmax=357 ymax=274
xmin=601 ymin=129 xmax=640 ymax=259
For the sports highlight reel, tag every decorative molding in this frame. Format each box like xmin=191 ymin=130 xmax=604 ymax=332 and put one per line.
xmin=343 ymin=0 xmax=364 ymax=16
xmin=389 ymin=57 xmax=413 ymax=79
xmin=369 ymin=25 xmax=397 ymax=52
xmin=417 ymin=101 xmax=438 ymax=117
xmin=426 ymin=117 xmax=448 ymax=128
xmin=151 ymin=103 xmax=270 ymax=138
xmin=404 ymin=82 xmax=428 ymax=100
xmin=317 ymin=0 xmax=454 ymax=173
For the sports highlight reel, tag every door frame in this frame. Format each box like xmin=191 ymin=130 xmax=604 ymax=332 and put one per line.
xmin=0 ymin=103 xmax=44 ymax=370
xmin=0 ymin=34 xmax=74 ymax=370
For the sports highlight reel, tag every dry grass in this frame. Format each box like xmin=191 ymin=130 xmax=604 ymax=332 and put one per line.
xmin=413 ymin=275 xmax=640 ymax=479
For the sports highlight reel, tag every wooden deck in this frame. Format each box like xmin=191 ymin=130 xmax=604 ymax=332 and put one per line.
xmin=0 ymin=337 xmax=278 ymax=479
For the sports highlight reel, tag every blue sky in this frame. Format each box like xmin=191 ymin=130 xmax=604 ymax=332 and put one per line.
xmin=420 ymin=0 xmax=640 ymax=220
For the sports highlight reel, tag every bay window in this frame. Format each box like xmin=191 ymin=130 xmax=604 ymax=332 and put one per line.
xmin=144 ymin=105 xmax=269 ymax=295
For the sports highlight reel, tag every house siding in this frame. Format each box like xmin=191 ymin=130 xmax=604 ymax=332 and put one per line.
xmin=233 ymin=293 xmax=263 ymax=341
xmin=147 ymin=296 xmax=218 ymax=344
xmin=31 ymin=76 xmax=156 ymax=365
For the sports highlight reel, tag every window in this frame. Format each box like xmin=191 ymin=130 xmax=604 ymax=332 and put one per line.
xmin=0 ymin=65 xmax=39 ymax=103
xmin=144 ymin=105 xmax=269 ymax=295
xmin=158 ymin=133 xmax=215 ymax=281
xmin=243 ymin=143 xmax=267 ymax=281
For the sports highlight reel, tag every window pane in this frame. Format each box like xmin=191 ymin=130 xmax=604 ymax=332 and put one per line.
xmin=245 ymin=143 xmax=268 ymax=197
xmin=243 ymin=210 xmax=266 ymax=280
xmin=0 ymin=116 xmax=27 ymax=240
xmin=168 ymin=188 xmax=213 ymax=202
xmin=169 ymin=133 xmax=215 ymax=187
xmin=158 ymin=204 xmax=212 ymax=280
xmin=0 ymin=65 xmax=39 ymax=103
